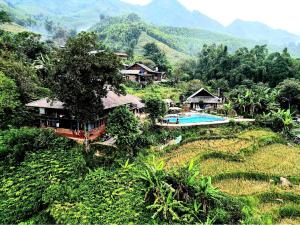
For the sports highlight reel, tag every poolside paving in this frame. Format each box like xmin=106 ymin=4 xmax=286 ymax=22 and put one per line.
xmin=157 ymin=118 xmax=255 ymax=128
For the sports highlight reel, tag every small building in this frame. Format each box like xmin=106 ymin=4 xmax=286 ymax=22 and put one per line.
xmin=185 ymin=88 xmax=224 ymax=110
xmin=121 ymin=63 xmax=165 ymax=84
xmin=115 ymin=52 xmax=128 ymax=59
xmin=26 ymin=91 xmax=144 ymax=140
xmin=163 ymin=99 xmax=174 ymax=107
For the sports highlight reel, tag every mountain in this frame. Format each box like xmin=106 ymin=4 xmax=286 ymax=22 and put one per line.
xmin=90 ymin=15 xmax=264 ymax=64
xmin=136 ymin=0 xmax=224 ymax=32
xmin=1 ymin=0 xmax=224 ymax=32
xmin=227 ymin=19 xmax=300 ymax=46
xmin=1 ymin=0 xmax=136 ymax=28
xmin=1 ymin=0 xmax=300 ymax=56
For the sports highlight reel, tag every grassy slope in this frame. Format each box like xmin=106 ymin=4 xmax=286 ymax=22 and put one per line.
xmin=159 ymin=26 xmax=257 ymax=55
xmin=0 ymin=22 xmax=27 ymax=33
xmin=158 ymin=128 xmax=300 ymax=223
xmin=91 ymin=17 xmax=264 ymax=64
xmin=134 ymin=31 xmax=190 ymax=65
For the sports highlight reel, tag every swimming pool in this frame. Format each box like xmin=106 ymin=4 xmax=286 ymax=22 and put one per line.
xmin=164 ymin=113 xmax=225 ymax=124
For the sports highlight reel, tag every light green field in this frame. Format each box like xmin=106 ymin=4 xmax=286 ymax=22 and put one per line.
xmin=134 ymin=31 xmax=191 ymax=65
xmin=0 ymin=23 xmax=27 ymax=33
xmin=201 ymin=144 xmax=300 ymax=177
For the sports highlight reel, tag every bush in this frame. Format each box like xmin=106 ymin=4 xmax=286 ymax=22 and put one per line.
xmin=124 ymin=80 xmax=141 ymax=89
xmin=48 ymin=162 xmax=150 ymax=224
xmin=0 ymin=127 xmax=74 ymax=164
xmin=83 ymin=143 xmax=117 ymax=169
xmin=107 ymin=106 xmax=140 ymax=157
xmin=0 ymin=146 xmax=87 ymax=224
xmin=257 ymin=109 xmax=294 ymax=133
xmin=139 ymin=159 xmax=249 ymax=224
xmin=279 ymin=205 xmax=300 ymax=218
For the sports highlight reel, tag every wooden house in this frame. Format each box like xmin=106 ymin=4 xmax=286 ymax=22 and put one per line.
xmin=121 ymin=63 xmax=165 ymax=84
xmin=26 ymin=91 xmax=144 ymax=140
xmin=185 ymin=88 xmax=224 ymax=110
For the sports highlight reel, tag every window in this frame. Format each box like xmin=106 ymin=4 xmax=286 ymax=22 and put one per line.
xmin=39 ymin=108 xmax=45 ymax=115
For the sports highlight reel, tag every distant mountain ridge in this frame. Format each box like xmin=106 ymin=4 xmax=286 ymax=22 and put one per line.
xmin=227 ymin=19 xmax=300 ymax=46
xmin=1 ymin=0 xmax=300 ymax=56
xmin=90 ymin=14 xmax=300 ymax=64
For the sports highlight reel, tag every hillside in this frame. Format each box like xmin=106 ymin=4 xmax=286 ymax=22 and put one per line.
xmin=2 ymin=0 xmax=224 ymax=32
xmin=0 ymin=0 xmax=34 ymax=26
xmin=134 ymin=32 xmax=190 ymax=64
xmin=90 ymin=15 xmax=300 ymax=63
xmin=0 ymin=22 xmax=27 ymax=33
xmin=3 ymin=0 xmax=300 ymax=51
xmin=227 ymin=19 xmax=300 ymax=46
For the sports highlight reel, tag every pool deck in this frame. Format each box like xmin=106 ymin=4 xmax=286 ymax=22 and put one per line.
xmin=156 ymin=118 xmax=255 ymax=128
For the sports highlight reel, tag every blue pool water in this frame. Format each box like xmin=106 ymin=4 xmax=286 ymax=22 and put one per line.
xmin=165 ymin=114 xmax=225 ymax=124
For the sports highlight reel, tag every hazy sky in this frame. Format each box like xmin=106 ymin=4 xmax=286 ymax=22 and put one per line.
xmin=122 ymin=0 xmax=300 ymax=34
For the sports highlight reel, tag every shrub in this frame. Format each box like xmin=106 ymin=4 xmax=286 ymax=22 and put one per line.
xmin=49 ymin=161 xmax=150 ymax=224
xmin=139 ymin=159 xmax=249 ymax=224
xmin=279 ymin=205 xmax=300 ymax=218
xmin=257 ymin=109 xmax=294 ymax=133
xmin=83 ymin=143 xmax=117 ymax=168
xmin=0 ymin=146 xmax=87 ymax=224
xmin=0 ymin=127 xmax=74 ymax=164
xmin=107 ymin=106 xmax=140 ymax=157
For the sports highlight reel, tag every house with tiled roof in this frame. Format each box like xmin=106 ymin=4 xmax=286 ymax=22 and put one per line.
xmin=185 ymin=88 xmax=224 ymax=110
xmin=121 ymin=63 xmax=165 ymax=84
xmin=26 ymin=91 xmax=144 ymax=140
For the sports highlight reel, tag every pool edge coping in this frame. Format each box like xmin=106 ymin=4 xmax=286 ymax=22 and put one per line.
xmin=156 ymin=118 xmax=256 ymax=128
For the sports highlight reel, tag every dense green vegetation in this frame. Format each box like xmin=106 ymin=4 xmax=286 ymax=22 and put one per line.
xmin=0 ymin=9 xmax=300 ymax=225
xmin=90 ymin=14 xmax=264 ymax=64
xmin=50 ymin=32 xmax=123 ymax=129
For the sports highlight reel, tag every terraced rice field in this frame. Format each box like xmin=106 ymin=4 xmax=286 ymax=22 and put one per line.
xmin=160 ymin=129 xmax=300 ymax=223
xmin=163 ymin=138 xmax=253 ymax=168
xmin=201 ymin=144 xmax=300 ymax=177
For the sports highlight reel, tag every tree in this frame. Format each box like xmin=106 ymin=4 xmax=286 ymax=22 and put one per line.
xmin=0 ymin=72 xmax=21 ymax=128
xmin=51 ymin=32 xmax=124 ymax=144
xmin=277 ymin=78 xmax=300 ymax=113
xmin=145 ymin=95 xmax=167 ymax=124
xmin=15 ymin=32 xmax=49 ymax=61
xmin=0 ymin=54 xmax=47 ymax=103
xmin=259 ymin=109 xmax=294 ymax=133
xmin=0 ymin=11 xmax=11 ymax=24
xmin=171 ymin=65 xmax=189 ymax=83
xmin=265 ymin=49 xmax=296 ymax=87
xmin=182 ymin=79 xmax=206 ymax=98
xmin=228 ymin=83 xmax=279 ymax=117
xmin=44 ymin=19 xmax=55 ymax=34
xmin=143 ymin=42 xmax=170 ymax=73
xmin=107 ymin=106 xmax=140 ymax=157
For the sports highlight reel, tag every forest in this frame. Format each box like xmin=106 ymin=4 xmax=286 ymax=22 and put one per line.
xmin=0 ymin=10 xmax=300 ymax=225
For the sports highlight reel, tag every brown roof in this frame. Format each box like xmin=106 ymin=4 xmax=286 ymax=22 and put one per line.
xmin=115 ymin=52 xmax=128 ymax=57
xmin=127 ymin=63 xmax=164 ymax=74
xmin=121 ymin=69 xmax=153 ymax=76
xmin=121 ymin=70 xmax=141 ymax=75
xmin=26 ymin=91 xmax=144 ymax=110
xmin=102 ymin=91 xmax=144 ymax=109
xmin=186 ymin=88 xmax=222 ymax=104
xmin=26 ymin=98 xmax=64 ymax=109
